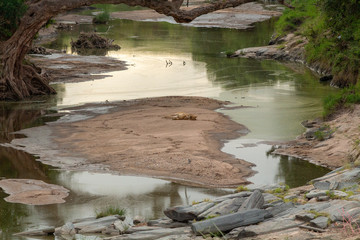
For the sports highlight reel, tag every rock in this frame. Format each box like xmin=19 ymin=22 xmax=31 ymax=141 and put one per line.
xmin=126 ymin=226 xmax=164 ymax=234
xmin=238 ymin=190 xmax=264 ymax=211
xmin=133 ymin=216 xmax=146 ymax=225
xmin=316 ymin=196 xmax=330 ymax=201
xmin=114 ymin=220 xmax=132 ymax=233
xmin=102 ymin=226 xmax=120 ymax=235
xmin=331 ymin=190 xmax=348 ymax=198
xmin=78 ymin=225 xmax=107 ymax=234
xmin=313 ymin=168 xmax=360 ymax=185
xmin=295 ymin=213 xmax=316 ymax=222
xmin=70 ymin=234 xmax=103 ymax=240
xmin=306 ymin=190 xmax=328 ymax=199
xmin=263 ymin=193 xmax=281 ymax=203
xmin=313 ymin=181 xmax=330 ymax=190
xmin=266 ymin=202 xmax=294 ymax=218
xmin=14 ymin=226 xmax=55 ymax=236
xmin=301 ymin=120 xmax=318 ymax=128
xmin=304 ymin=128 xmax=318 ymax=140
xmin=349 ymin=194 xmax=360 ymax=201
xmin=233 ymin=218 xmax=303 ymax=238
xmin=321 ymin=200 xmax=360 ymax=222
xmin=55 ymin=222 xmax=76 ymax=236
xmin=310 ymin=216 xmax=329 ymax=229
xmin=212 ymin=191 xmax=252 ymax=203
xmin=164 ymin=201 xmax=215 ymax=222
xmin=74 ymin=215 xmax=121 ymax=229
xmin=156 ymin=234 xmax=193 ymax=240
xmin=198 ymin=197 xmax=245 ymax=219
xmin=284 ymin=195 xmax=298 ymax=201
xmin=191 ymin=209 xmax=268 ymax=235
xmin=103 ymin=227 xmax=191 ymax=240
xmin=73 ymin=217 xmax=97 ymax=223
xmin=147 ymin=218 xmax=188 ymax=228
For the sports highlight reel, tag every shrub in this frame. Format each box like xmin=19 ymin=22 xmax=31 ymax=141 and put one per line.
xmin=0 ymin=0 xmax=27 ymax=40
xmin=93 ymin=11 xmax=110 ymax=24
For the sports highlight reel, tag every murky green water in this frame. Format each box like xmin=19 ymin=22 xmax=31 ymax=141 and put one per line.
xmin=0 ymin=15 xmax=335 ymax=239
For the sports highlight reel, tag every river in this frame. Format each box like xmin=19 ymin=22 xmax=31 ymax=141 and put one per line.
xmin=0 ymin=10 xmax=333 ymax=240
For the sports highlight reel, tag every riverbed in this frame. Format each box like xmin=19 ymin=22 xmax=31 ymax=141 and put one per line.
xmin=0 ymin=6 xmax=334 ymax=240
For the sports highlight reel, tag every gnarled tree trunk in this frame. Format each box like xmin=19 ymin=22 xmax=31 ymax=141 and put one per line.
xmin=0 ymin=0 xmax=266 ymax=100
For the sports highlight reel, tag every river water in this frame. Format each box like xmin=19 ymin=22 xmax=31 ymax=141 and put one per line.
xmin=0 ymin=13 xmax=333 ymax=240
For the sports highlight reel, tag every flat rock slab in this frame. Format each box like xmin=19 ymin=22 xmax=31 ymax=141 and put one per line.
xmin=310 ymin=216 xmax=329 ymax=229
xmin=191 ymin=209 xmax=267 ymax=235
xmin=105 ymin=227 xmax=191 ymax=240
xmin=14 ymin=226 xmax=55 ymax=236
xmin=0 ymin=179 xmax=69 ymax=205
xmin=234 ymin=218 xmax=304 ymax=238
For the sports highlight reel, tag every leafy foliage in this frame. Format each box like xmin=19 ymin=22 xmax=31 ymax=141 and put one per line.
xmin=93 ymin=11 xmax=110 ymax=24
xmin=276 ymin=0 xmax=360 ymax=86
xmin=0 ymin=0 xmax=27 ymax=40
xmin=323 ymin=84 xmax=360 ymax=117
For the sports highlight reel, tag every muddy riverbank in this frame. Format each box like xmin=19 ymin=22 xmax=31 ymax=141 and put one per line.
xmin=275 ymin=105 xmax=360 ymax=169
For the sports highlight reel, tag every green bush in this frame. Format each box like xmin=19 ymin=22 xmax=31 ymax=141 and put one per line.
xmin=93 ymin=11 xmax=110 ymax=24
xmin=0 ymin=0 xmax=27 ymax=40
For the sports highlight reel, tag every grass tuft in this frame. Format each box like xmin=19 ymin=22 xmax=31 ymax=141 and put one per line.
xmin=95 ymin=205 xmax=126 ymax=219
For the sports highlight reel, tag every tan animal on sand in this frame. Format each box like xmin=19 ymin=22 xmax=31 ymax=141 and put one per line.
xmin=164 ymin=112 xmax=197 ymax=120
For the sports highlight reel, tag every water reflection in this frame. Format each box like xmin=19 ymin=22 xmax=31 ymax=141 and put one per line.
xmin=42 ymin=18 xmax=335 ymax=184
xmin=0 ymin=147 xmax=230 ymax=239
xmin=222 ymin=139 xmax=330 ymax=188
xmin=0 ymin=17 xmax=337 ymax=239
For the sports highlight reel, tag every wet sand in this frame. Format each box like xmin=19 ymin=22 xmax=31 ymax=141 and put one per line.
xmin=6 ymin=96 xmax=254 ymax=188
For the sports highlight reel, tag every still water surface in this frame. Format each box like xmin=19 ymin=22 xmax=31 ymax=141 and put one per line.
xmin=0 ymin=17 xmax=333 ymax=239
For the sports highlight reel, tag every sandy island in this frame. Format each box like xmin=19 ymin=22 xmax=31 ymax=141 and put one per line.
xmin=7 ymin=96 xmax=254 ymax=188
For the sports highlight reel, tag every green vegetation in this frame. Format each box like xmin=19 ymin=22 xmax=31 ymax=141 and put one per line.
xmin=93 ymin=11 xmax=110 ymax=24
xmin=266 ymin=184 xmax=291 ymax=201
xmin=235 ymin=185 xmax=249 ymax=192
xmin=95 ymin=206 xmax=126 ymax=219
xmin=0 ymin=0 xmax=27 ymax=40
xmin=323 ymin=84 xmax=360 ymax=117
xmin=276 ymin=0 xmax=360 ymax=117
xmin=276 ymin=0 xmax=360 ymax=99
xmin=307 ymin=210 xmax=330 ymax=218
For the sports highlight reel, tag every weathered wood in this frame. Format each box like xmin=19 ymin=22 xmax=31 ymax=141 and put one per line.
xmin=191 ymin=209 xmax=268 ymax=235
xmin=238 ymin=189 xmax=264 ymax=211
